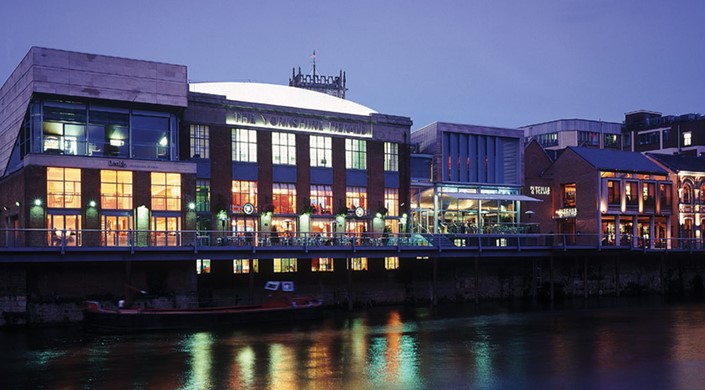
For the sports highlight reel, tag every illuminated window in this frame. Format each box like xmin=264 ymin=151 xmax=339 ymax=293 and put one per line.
xmin=196 ymin=180 xmax=210 ymax=212
xmin=151 ymin=216 xmax=180 ymax=246
xmin=233 ymin=259 xmax=258 ymax=274
xmin=643 ymin=182 xmax=656 ymax=209
xmin=604 ymin=134 xmax=620 ymax=149
xmin=232 ymin=128 xmax=257 ymax=162
xmin=350 ymin=257 xmax=368 ymax=271
xmin=196 ymin=259 xmax=211 ymax=274
xmin=385 ymin=257 xmax=399 ymax=270
xmin=232 ymin=180 xmax=258 ymax=210
xmin=273 ymin=183 xmax=296 ymax=214
xmin=190 ymin=124 xmax=209 ymax=158
xmin=310 ymin=135 xmax=332 ymax=167
xmin=42 ymin=101 xmax=86 ymax=156
xmin=562 ymin=183 xmax=576 ymax=207
xmin=345 ymin=139 xmax=366 ymax=169
xmin=151 ymin=172 xmax=181 ymax=211
xmin=274 ymin=258 xmax=297 ymax=273
xmin=47 ymin=167 xmax=81 ymax=208
xmin=312 ymin=258 xmax=334 ymax=272
xmin=310 ymin=185 xmax=332 ymax=214
xmin=682 ymin=183 xmax=693 ymax=204
xmin=607 ymin=180 xmax=620 ymax=205
xmin=346 ymin=186 xmax=367 ymax=209
xmin=384 ymin=142 xmax=398 ymax=171
xmin=132 ymin=114 xmax=171 ymax=160
xmin=273 ymin=132 xmax=296 ymax=165
xmin=659 ymin=183 xmax=673 ymax=209
xmin=385 ymin=188 xmax=399 ymax=216
xmin=684 ymin=132 xmax=692 ymax=146
xmin=100 ymin=170 xmax=132 ymax=210
xmin=626 ymin=181 xmax=638 ymax=206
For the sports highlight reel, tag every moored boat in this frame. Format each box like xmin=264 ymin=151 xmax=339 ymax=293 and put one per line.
xmin=83 ymin=281 xmax=323 ymax=333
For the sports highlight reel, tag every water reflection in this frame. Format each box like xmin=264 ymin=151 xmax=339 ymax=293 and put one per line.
xmin=3 ymin=302 xmax=705 ymax=389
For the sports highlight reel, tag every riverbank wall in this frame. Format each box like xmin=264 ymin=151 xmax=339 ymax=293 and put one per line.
xmin=1 ymin=251 xmax=703 ymax=327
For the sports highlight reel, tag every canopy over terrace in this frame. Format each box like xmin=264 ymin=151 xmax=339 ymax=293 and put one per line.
xmin=410 ymin=186 xmax=541 ymax=234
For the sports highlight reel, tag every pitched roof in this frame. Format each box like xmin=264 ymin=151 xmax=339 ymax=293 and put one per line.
xmin=568 ymin=147 xmax=668 ymax=174
xmin=646 ymin=153 xmax=705 ymax=173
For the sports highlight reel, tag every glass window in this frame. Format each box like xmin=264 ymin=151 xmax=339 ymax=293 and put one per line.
xmin=196 ymin=180 xmax=210 ymax=212
xmin=273 ymin=183 xmax=296 ymax=214
xmin=536 ymin=132 xmax=558 ymax=147
xmin=190 ymin=124 xmax=209 ymax=159
xmin=312 ymin=258 xmax=334 ymax=272
xmin=350 ymin=257 xmax=368 ymax=271
xmin=659 ymin=183 xmax=673 ymax=210
xmin=684 ymin=132 xmax=692 ymax=146
xmin=578 ymin=131 xmax=600 ymax=146
xmin=232 ymin=180 xmax=258 ymax=209
xmin=385 ymin=188 xmax=399 ymax=216
xmin=626 ymin=181 xmax=638 ymax=206
xmin=47 ymin=167 xmax=81 ymax=208
xmin=272 ymin=132 xmax=296 ymax=165
xmin=604 ymin=134 xmax=620 ymax=149
xmin=346 ymin=139 xmax=367 ymax=169
xmin=384 ymin=142 xmax=398 ymax=171
xmin=233 ymin=259 xmax=258 ymax=274
xmin=346 ymin=186 xmax=367 ymax=210
xmin=151 ymin=172 xmax=181 ymax=211
xmin=101 ymin=170 xmax=133 ymax=210
xmin=274 ymin=258 xmax=297 ymax=273
xmin=607 ymin=180 xmax=620 ymax=205
xmin=562 ymin=183 xmax=576 ymax=207
xmin=88 ymin=108 xmax=129 ymax=157
xmin=132 ymin=115 xmax=170 ymax=160
xmin=310 ymin=185 xmax=332 ymax=214
xmin=682 ymin=183 xmax=693 ymax=204
xmin=310 ymin=135 xmax=332 ymax=168
xmin=385 ymin=257 xmax=399 ymax=270
xmin=196 ymin=259 xmax=211 ymax=274
xmin=232 ymin=128 xmax=257 ymax=162
xmin=643 ymin=182 xmax=656 ymax=209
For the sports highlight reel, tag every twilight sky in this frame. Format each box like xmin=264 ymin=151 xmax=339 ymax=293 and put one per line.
xmin=1 ymin=0 xmax=703 ymax=130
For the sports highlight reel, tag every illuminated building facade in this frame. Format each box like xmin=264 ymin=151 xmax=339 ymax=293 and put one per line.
xmin=647 ymin=153 xmax=705 ymax=247
xmin=410 ymin=122 xmax=537 ymax=235
xmin=0 ymin=47 xmax=195 ymax=247
xmin=185 ymin=82 xmax=412 ymax=242
xmin=523 ymin=145 xmax=674 ymax=247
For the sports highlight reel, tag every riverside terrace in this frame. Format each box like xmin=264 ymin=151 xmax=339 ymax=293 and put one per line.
xmin=1 ymin=228 xmax=704 ymax=262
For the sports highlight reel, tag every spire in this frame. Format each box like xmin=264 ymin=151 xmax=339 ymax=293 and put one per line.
xmin=311 ymin=50 xmax=317 ymax=77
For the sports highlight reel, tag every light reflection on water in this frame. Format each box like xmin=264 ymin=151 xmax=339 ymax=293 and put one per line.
xmin=2 ymin=301 xmax=705 ymax=389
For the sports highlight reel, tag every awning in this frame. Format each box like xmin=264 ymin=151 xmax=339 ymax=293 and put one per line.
xmin=440 ymin=193 xmax=542 ymax=202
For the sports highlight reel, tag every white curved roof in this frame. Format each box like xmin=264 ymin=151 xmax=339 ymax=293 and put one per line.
xmin=189 ymin=82 xmax=376 ymax=116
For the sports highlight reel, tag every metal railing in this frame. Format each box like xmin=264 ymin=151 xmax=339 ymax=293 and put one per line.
xmin=1 ymin=228 xmax=704 ymax=253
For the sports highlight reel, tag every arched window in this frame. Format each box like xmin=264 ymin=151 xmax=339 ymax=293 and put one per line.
xmin=682 ymin=182 xmax=693 ymax=204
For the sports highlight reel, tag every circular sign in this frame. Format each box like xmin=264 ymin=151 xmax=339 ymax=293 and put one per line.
xmin=354 ymin=207 xmax=365 ymax=218
xmin=243 ymin=202 xmax=255 ymax=215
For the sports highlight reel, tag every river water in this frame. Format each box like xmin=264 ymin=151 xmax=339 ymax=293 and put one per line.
xmin=2 ymin=299 xmax=705 ymax=389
